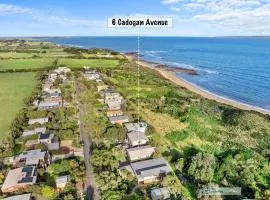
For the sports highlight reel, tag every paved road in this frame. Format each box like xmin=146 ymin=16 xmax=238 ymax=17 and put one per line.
xmin=75 ymin=79 xmax=100 ymax=200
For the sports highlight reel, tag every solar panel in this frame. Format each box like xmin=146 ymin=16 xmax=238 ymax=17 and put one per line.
xmin=39 ymin=133 xmax=50 ymax=139
xmin=22 ymin=166 xmax=34 ymax=177
xmin=135 ymin=163 xmax=167 ymax=175
xmin=18 ymin=177 xmax=34 ymax=183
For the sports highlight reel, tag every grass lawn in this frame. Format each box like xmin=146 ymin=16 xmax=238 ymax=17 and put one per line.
xmin=0 ymin=72 xmax=36 ymax=138
xmin=58 ymin=58 xmax=120 ymax=68
xmin=0 ymin=58 xmax=55 ymax=70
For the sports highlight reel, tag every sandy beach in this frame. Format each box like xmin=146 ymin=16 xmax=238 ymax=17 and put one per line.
xmin=124 ymin=54 xmax=270 ymax=115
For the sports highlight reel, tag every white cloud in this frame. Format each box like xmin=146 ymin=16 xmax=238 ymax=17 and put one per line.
xmin=0 ymin=3 xmax=34 ymax=15
xmin=161 ymin=0 xmax=184 ymax=5
xmin=161 ymin=0 xmax=270 ymax=35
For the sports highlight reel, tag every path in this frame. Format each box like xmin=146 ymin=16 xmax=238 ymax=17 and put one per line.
xmin=75 ymin=78 xmax=100 ymax=200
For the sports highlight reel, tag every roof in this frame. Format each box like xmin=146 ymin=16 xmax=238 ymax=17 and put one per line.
xmin=22 ymin=127 xmax=46 ymax=137
xmin=39 ymin=133 xmax=54 ymax=140
xmin=34 ymin=127 xmax=46 ymax=134
xmin=47 ymin=142 xmax=60 ymax=150
xmin=22 ymin=130 xmax=35 ymax=137
xmin=56 ymin=175 xmax=70 ymax=185
xmin=38 ymin=101 xmax=60 ymax=107
xmin=28 ymin=117 xmax=49 ymax=125
xmin=15 ymin=149 xmax=46 ymax=166
xmin=127 ymin=131 xmax=148 ymax=143
xmin=125 ymin=122 xmax=148 ymax=133
xmin=127 ymin=145 xmax=155 ymax=161
xmin=1 ymin=166 xmax=37 ymax=191
xmin=3 ymin=193 xmax=32 ymax=200
xmin=109 ymin=115 xmax=129 ymax=122
xmin=107 ymin=101 xmax=122 ymax=108
xmin=151 ymin=187 xmax=170 ymax=199
xmin=130 ymin=158 xmax=172 ymax=179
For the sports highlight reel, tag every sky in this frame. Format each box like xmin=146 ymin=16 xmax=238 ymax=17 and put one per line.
xmin=0 ymin=0 xmax=270 ymax=36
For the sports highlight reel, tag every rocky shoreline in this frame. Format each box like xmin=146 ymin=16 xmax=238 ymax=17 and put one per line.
xmin=123 ymin=52 xmax=199 ymax=75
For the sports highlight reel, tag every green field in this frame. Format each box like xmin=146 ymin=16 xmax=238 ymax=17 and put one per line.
xmin=0 ymin=58 xmax=55 ymax=70
xmin=58 ymin=58 xmax=120 ymax=68
xmin=0 ymin=72 xmax=36 ymax=138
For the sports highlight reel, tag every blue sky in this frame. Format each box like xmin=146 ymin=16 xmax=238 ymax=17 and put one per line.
xmin=0 ymin=0 xmax=270 ymax=36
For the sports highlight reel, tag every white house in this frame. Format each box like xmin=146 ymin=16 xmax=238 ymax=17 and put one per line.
xmin=130 ymin=158 xmax=172 ymax=184
xmin=28 ymin=118 xmax=49 ymax=125
xmin=127 ymin=131 xmax=149 ymax=147
xmin=151 ymin=187 xmax=170 ymax=200
xmin=125 ymin=122 xmax=148 ymax=133
xmin=126 ymin=145 xmax=155 ymax=161
xmin=56 ymin=175 xmax=70 ymax=189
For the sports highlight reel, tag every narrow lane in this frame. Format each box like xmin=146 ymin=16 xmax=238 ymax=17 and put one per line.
xmin=75 ymin=79 xmax=100 ymax=200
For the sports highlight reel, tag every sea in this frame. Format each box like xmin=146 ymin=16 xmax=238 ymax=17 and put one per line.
xmin=45 ymin=37 xmax=270 ymax=111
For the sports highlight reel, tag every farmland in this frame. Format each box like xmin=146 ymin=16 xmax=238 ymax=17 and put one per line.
xmin=57 ymin=58 xmax=120 ymax=68
xmin=0 ymin=72 xmax=36 ymax=138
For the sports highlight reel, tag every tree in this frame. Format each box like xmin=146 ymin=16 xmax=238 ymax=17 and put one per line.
xmin=42 ymin=186 xmax=56 ymax=200
xmin=91 ymin=149 xmax=119 ymax=171
xmin=188 ymin=152 xmax=216 ymax=184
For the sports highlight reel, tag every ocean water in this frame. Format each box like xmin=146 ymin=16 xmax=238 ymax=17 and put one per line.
xmin=46 ymin=37 xmax=270 ymax=110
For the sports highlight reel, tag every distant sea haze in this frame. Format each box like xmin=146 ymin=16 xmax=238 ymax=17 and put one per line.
xmin=46 ymin=37 xmax=270 ymax=111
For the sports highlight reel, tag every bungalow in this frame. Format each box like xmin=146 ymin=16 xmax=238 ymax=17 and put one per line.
xmin=127 ymin=131 xmax=149 ymax=147
xmin=130 ymin=158 xmax=172 ymax=184
xmin=104 ymin=92 xmax=122 ymax=103
xmin=151 ymin=187 xmax=170 ymax=200
xmin=46 ymin=88 xmax=61 ymax=95
xmin=13 ymin=149 xmax=50 ymax=168
xmin=107 ymin=101 xmax=122 ymax=111
xmin=109 ymin=115 xmax=129 ymax=124
xmin=38 ymin=133 xmax=54 ymax=144
xmin=85 ymin=71 xmax=101 ymax=80
xmin=22 ymin=127 xmax=46 ymax=137
xmin=106 ymin=109 xmax=124 ymax=117
xmin=54 ymin=67 xmax=71 ymax=74
xmin=125 ymin=122 xmax=148 ymax=133
xmin=56 ymin=175 xmax=70 ymax=189
xmin=126 ymin=145 xmax=155 ymax=161
xmin=3 ymin=193 xmax=32 ymax=200
xmin=38 ymin=101 xmax=61 ymax=110
xmin=28 ymin=117 xmax=49 ymax=125
xmin=1 ymin=166 xmax=37 ymax=193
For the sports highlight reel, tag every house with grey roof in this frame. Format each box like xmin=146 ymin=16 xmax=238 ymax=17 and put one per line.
xmin=127 ymin=145 xmax=155 ymax=161
xmin=130 ymin=158 xmax=172 ymax=184
xmin=22 ymin=127 xmax=46 ymax=137
xmin=151 ymin=187 xmax=170 ymax=200
xmin=125 ymin=122 xmax=148 ymax=133
xmin=56 ymin=175 xmax=70 ymax=189
xmin=38 ymin=101 xmax=61 ymax=110
xmin=109 ymin=115 xmax=129 ymax=124
xmin=3 ymin=193 xmax=32 ymax=200
xmin=107 ymin=101 xmax=122 ymax=111
xmin=1 ymin=166 xmax=37 ymax=193
xmin=14 ymin=149 xmax=50 ymax=168
xmin=28 ymin=117 xmax=49 ymax=125
xmin=127 ymin=131 xmax=149 ymax=147
xmin=84 ymin=70 xmax=101 ymax=80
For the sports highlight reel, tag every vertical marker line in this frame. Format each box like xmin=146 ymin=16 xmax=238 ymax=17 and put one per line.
xmin=137 ymin=30 xmax=140 ymax=145
xmin=137 ymin=30 xmax=140 ymax=123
